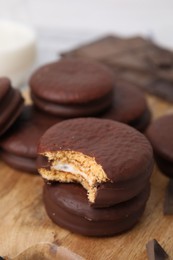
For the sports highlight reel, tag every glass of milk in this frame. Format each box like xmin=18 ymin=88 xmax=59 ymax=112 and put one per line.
xmin=0 ymin=21 xmax=37 ymax=87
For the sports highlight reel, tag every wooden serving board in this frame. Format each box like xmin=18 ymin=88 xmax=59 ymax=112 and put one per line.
xmin=0 ymin=93 xmax=173 ymax=260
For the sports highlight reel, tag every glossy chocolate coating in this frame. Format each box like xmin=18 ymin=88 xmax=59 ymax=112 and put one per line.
xmin=0 ymin=77 xmax=24 ymax=136
xmin=43 ymin=182 xmax=150 ymax=237
xmin=147 ymin=115 xmax=173 ymax=161
xmin=38 ymin=118 xmax=153 ymax=207
xmin=0 ymin=105 xmax=63 ymax=173
xmin=30 ymin=58 xmax=114 ymax=117
xmin=129 ymin=108 xmax=151 ymax=132
xmin=146 ymin=115 xmax=173 ymax=178
xmin=1 ymin=150 xmax=36 ymax=174
xmin=101 ymin=81 xmax=147 ymax=122
xmin=31 ymin=91 xmax=113 ymax=117
xmin=100 ymin=81 xmax=151 ymax=131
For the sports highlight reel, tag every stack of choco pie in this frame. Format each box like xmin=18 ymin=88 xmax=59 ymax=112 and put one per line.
xmin=37 ymin=118 xmax=154 ymax=237
xmin=0 ymin=77 xmax=63 ymax=174
xmin=30 ymin=57 xmax=151 ymax=132
xmin=0 ymin=58 xmax=154 ymax=237
xmin=0 ymin=78 xmax=24 ymax=137
xmin=0 ymin=57 xmax=151 ymax=175
xmin=29 ymin=57 xmax=154 ymax=236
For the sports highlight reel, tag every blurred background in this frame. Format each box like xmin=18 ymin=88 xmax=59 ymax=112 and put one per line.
xmin=1 ymin=0 xmax=173 ymax=63
xmin=0 ymin=0 xmax=173 ymax=87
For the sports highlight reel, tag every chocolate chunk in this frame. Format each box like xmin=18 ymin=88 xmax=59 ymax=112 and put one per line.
xmin=146 ymin=239 xmax=168 ymax=260
xmin=164 ymin=180 xmax=173 ymax=215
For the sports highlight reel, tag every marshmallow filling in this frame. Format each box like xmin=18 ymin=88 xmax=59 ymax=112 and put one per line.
xmin=38 ymin=150 xmax=109 ymax=203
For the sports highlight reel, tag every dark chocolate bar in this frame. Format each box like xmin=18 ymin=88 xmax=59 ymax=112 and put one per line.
xmin=61 ymin=35 xmax=173 ymax=102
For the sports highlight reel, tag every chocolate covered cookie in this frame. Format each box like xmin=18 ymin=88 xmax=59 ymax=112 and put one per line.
xmin=100 ymin=81 xmax=151 ymax=131
xmin=30 ymin=58 xmax=114 ymax=117
xmin=0 ymin=77 xmax=24 ymax=136
xmin=43 ymin=182 xmax=150 ymax=237
xmin=38 ymin=118 xmax=153 ymax=207
xmin=0 ymin=106 xmax=62 ymax=173
xmin=146 ymin=115 xmax=173 ymax=178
